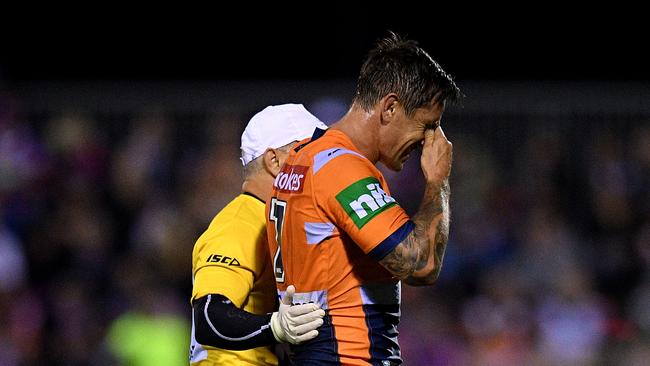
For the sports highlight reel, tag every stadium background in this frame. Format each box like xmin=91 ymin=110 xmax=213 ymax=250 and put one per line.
xmin=1 ymin=14 xmax=649 ymax=365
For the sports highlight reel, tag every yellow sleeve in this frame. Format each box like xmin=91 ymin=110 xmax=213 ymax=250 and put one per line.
xmin=191 ymin=220 xmax=263 ymax=308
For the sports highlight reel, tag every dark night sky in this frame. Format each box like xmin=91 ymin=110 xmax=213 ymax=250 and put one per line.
xmin=2 ymin=12 xmax=647 ymax=83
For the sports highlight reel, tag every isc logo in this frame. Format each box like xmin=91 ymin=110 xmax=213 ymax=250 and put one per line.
xmin=206 ymin=254 xmax=240 ymax=266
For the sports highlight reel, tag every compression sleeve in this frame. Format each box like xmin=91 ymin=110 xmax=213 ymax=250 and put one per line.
xmin=192 ymin=294 xmax=277 ymax=350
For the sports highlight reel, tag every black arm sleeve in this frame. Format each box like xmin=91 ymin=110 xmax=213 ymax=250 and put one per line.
xmin=192 ymin=294 xmax=278 ymax=350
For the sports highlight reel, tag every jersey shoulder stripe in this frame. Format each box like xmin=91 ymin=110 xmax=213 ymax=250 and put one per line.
xmin=313 ymin=147 xmax=366 ymax=174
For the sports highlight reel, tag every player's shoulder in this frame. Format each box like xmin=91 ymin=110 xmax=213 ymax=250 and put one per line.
xmin=306 ymin=153 xmax=383 ymax=204
xmin=299 ymin=132 xmax=372 ymax=174
xmin=289 ymin=129 xmax=381 ymax=189
xmin=310 ymin=145 xmax=370 ymax=175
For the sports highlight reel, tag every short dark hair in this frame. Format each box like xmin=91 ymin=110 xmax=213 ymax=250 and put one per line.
xmin=354 ymin=31 xmax=462 ymax=117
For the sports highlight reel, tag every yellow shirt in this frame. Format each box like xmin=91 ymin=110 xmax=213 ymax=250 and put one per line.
xmin=190 ymin=193 xmax=278 ymax=365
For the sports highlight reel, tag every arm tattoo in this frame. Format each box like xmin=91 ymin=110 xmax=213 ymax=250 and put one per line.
xmin=428 ymin=197 xmax=450 ymax=281
xmin=380 ymin=180 xmax=449 ymax=281
xmin=380 ymin=233 xmax=420 ymax=279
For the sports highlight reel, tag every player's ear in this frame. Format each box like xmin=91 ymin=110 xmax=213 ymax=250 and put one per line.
xmin=380 ymin=93 xmax=399 ymax=126
xmin=262 ymin=148 xmax=282 ymax=177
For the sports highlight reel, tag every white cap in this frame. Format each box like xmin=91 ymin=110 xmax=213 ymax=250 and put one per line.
xmin=240 ymin=104 xmax=328 ymax=166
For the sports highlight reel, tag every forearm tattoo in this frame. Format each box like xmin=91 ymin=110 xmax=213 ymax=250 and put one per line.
xmin=380 ymin=180 xmax=449 ymax=280
xmin=380 ymin=233 xmax=421 ymax=279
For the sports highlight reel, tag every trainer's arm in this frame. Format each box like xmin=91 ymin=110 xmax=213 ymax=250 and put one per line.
xmin=193 ymin=289 xmax=324 ymax=350
xmin=193 ymin=294 xmax=276 ymax=350
xmin=379 ymin=127 xmax=452 ymax=285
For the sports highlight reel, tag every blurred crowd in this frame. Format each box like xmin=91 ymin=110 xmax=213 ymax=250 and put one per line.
xmin=0 ymin=84 xmax=649 ymax=365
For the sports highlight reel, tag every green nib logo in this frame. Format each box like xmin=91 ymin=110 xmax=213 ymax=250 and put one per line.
xmin=336 ymin=177 xmax=396 ymax=229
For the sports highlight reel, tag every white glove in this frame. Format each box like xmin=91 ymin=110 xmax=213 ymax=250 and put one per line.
xmin=270 ymin=285 xmax=325 ymax=344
